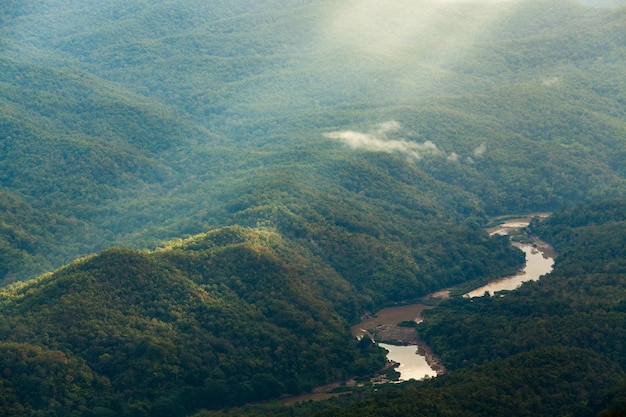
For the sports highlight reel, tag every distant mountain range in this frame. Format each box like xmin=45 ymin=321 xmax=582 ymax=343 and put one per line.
xmin=1 ymin=1 xmax=626 ymax=415
xmin=1 ymin=0 xmax=625 ymax=283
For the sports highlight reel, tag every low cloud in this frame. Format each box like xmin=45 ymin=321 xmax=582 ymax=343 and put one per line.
xmin=324 ymin=121 xmax=441 ymax=161
xmin=542 ymin=77 xmax=560 ymax=87
xmin=447 ymin=152 xmax=460 ymax=162
xmin=473 ymin=143 xmax=487 ymax=157
xmin=325 ymin=122 xmax=489 ymax=164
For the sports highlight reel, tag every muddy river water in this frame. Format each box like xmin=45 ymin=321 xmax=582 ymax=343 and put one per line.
xmin=465 ymin=216 xmax=554 ymax=297
xmin=465 ymin=242 xmax=554 ymax=297
xmin=379 ymin=343 xmax=438 ymax=381
xmin=353 ymin=216 xmax=555 ymax=381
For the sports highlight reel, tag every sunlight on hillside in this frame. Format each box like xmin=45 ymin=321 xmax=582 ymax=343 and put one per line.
xmin=313 ymin=0 xmax=519 ymax=101
xmin=317 ymin=0 xmax=512 ymax=61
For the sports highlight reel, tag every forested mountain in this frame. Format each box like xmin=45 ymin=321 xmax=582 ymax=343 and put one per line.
xmin=194 ymin=200 xmax=626 ymax=417
xmin=1 ymin=0 xmax=626 ymax=415
xmin=0 ymin=226 xmax=387 ymax=416
xmin=1 ymin=0 xmax=626 ymax=283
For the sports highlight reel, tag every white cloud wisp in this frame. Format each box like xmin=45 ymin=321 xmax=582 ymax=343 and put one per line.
xmin=324 ymin=121 xmax=441 ymax=161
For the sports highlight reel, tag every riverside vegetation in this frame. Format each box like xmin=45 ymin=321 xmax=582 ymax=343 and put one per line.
xmin=191 ymin=200 xmax=626 ymax=416
xmin=1 ymin=0 xmax=626 ymax=416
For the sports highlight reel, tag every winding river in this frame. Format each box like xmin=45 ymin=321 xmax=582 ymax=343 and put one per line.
xmin=354 ymin=215 xmax=556 ymax=382
xmin=465 ymin=245 xmax=554 ymax=297
xmin=466 ymin=216 xmax=554 ymax=297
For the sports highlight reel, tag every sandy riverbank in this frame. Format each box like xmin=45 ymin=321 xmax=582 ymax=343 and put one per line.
xmin=416 ymin=340 xmax=446 ymax=375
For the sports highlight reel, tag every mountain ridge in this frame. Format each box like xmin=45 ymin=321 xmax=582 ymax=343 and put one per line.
xmin=2 ymin=0 xmax=626 ymax=282
xmin=0 ymin=225 xmax=387 ymax=415
xmin=1 ymin=1 xmax=626 ymax=415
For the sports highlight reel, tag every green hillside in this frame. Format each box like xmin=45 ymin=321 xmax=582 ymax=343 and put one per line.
xmin=306 ymin=347 xmax=624 ymax=417
xmin=1 ymin=0 xmax=626 ymax=284
xmin=1 ymin=0 xmax=626 ymax=283
xmin=193 ymin=202 xmax=626 ymax=417
xmin=0 ymin=55 xmax=205 ymax=281
xmin=287 ymin=198 xmax=626 ymax=417
xmin=1 ymin=0 xmax=626 ymax=415
xmin=0 ymin=226 xmax=386 ymax=416
xmin=418 ymin=199 xmax=626 ymax=372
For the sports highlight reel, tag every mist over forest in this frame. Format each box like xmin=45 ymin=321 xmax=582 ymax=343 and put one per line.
xmin=1 ymin=0 xmax=626 ymax=416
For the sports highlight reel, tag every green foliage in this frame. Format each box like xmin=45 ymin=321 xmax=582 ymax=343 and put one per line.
xmin=194 ymin=346 xmax=625 ymax=417
xmin=0 ymin=189 xmax=84 ymax=284
xmin=205 ymin=198 xmax=626 ymax=416
xmin=418 ymin=200 xmax=626 ymax=371
xmin=0 ymin=226 xmax=387 ymax=415
xmin=313 ymin=347 xmax=624 ymax=417
xmin=0 ymin=0 xmax=625 ymax=286
xmin=0 ymin=342 xmax=113 ymax=417
xmin=1 ymin=1 xmax=626 ymax=415
xmin=387 ymin=200 xmax=625 ymax=413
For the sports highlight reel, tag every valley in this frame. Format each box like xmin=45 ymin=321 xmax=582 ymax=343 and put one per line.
xmin=1 ymin=0 xmax=626 ymax=416
xmin=349 ymin=216 xmax=555 ymax=384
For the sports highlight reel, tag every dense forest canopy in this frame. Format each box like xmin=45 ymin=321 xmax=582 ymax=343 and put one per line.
xmin=295 ymin=198 xmax=626 ymax=417
xmin=1 ymin=0 xmax=626 ymax=415
xmin=1 ymin=0 xmax=626 ymax=282
xmin=0 ymin=227 xmax=390 ymax=415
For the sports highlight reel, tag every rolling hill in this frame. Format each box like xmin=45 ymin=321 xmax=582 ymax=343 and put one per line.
xmin=1 ymin=0 xmax=626 ymax=284
xmin=0 ymin=0 xmax=626 ymax=415
xmin=0 ymin=226 xmax=386 ymax=415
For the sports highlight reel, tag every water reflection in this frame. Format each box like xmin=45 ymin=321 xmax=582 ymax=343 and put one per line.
xmin=378 ymin=343 xmax=437 ymax=381
xmin=466 ymin=217 xmax=555 ymax=297
xmin=357 ymin=216 xmax=554 ymax=381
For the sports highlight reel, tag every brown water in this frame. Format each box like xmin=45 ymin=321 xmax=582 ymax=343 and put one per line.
xmin=378 ymin=343 xmax=437 ymax=381
xmin=351 ymin=304 xmax=431 ymax=338
xmin=465 ymin=218 xmax=555 ymax=297
xmin=352 ymin=215 xmax=555 ymax=380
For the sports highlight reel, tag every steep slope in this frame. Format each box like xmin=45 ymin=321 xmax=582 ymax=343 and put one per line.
xmin=0 ymin=55 xmax=212 ymax=204
xmin=0 ymin=226 xmax=385 ymax=416
xmin=0 ymin=52 xmax=527 ymax=296
xmin=1 ymin=1 xmax=626 ymax=416
xmin=418 ymin=199 xmax=626 ymax=371
xmin=202 ymin=201 xmax=626 ymax=417
xmin=0 ymin=190 xmax=82 ymax=282
xmin=0 ymin=55 xmax=223 ymax=282
xmin=212 ymin=162 xmax=524 ymax=306
xmin=0 ymin=1 xmax=625 ymax=277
